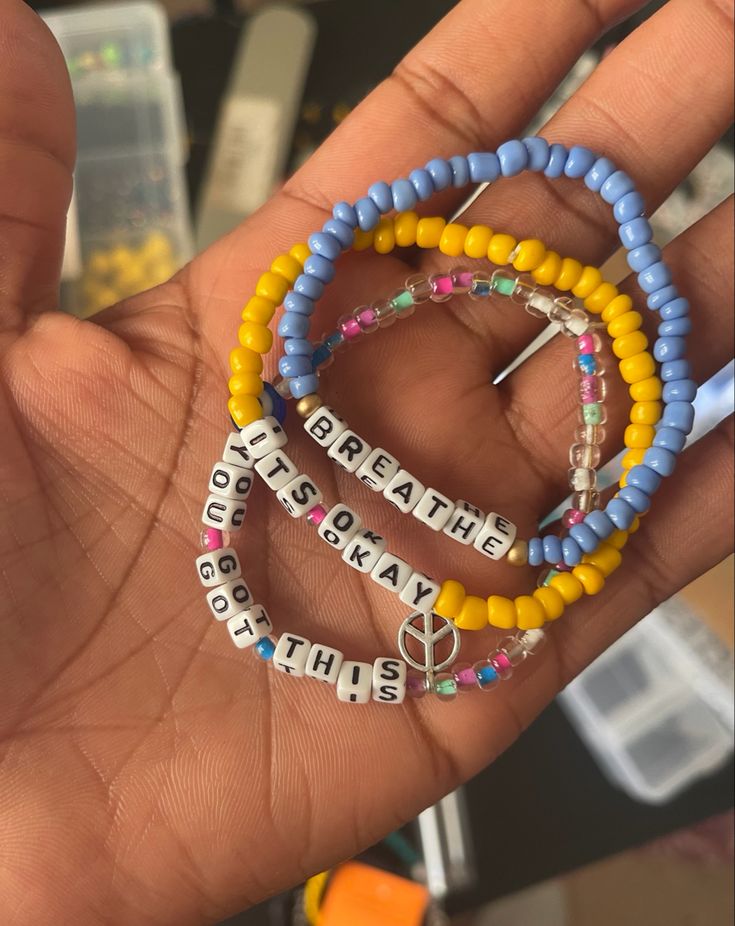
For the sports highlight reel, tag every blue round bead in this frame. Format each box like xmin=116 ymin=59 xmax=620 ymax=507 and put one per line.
xmin=544 ymin=143 xmax=568 ymax=178
xmin=659 ymin=317 xmax=692 ymax=338
xmin=278 ymin=354 xmax=311 ymax=378
xmin=367 ymin=180 xmax=393 ymax=213
xmin=654 ymin=336 xmax=686 ymax=363
xmin=528 ymin=537 xmax=544 ymax=567
xmin=569 ymin=522 xmax=599 ymax=554
xmin=626 ymin=464 xmax=662 ymax=496
xmin=619 ymin=216 xmax=653 ymax=249
xmin=661 ymin=359 xmax=691 ymax=382
xmin=647 ymin=284 xmax=678 ymax=311
xmin=277 ymin=312 xmax=310 ymax=339
xmin=304 ymin=254 xmax=335 ymax=284
xmin=613 ymin=190 xmax=645 ymax=224
xmin=322 ymin=218 xmax=354 ymax=249
xmin=639 ymin=262 xmax=672 ymax=294
xmin=409 ymin=168 xmax=434 ymax=201
xmin=283 ymin=291 xmax=313 ymax=315
xmin=355 ymin=196 xmax=380 ymax=231
xmin=542 ymin=534 xmax=563 ymax=565
xmin=662 ymin=401 xmax=695 ymax=435
xmin=585 ymin=510 xmax=615 ymax=539
xmin=523 ymin=136 xmax=550 ymax=172
xmin=627 ymin=244 xmax=660 ymax=273
xmin=662 ymin=378 xmax=697 ymax=403
xmin=653 ymin=426 xmax=687 ymax=453
xmin=425 ymin=157 xmax=453 ymax=191
xmin=600 ymin=169 xmax=636 ymax=205
xmin=497 ymin=139 xmax=528 ymax=177
xmin=290 ymin=374 xmax=320 ymax=399
xmin=284 ymin=338 xmax=313 ymax=356
xmin=468 ymin=151 xmax=500 ymax=183
xmin=564 ymin=145 xmax=596 ymax=178
xmin=659 ymin=297 xmax=690 ymax=320
xmin=561 ymin=536 xmax=583 ymax=567
xmin=584 ymin=157 xmax=615 ymax=192
xmin=311 ymin=343 xmax=332 ymax=369
xmin=263 ymin=383 xmax=286 ymax=425
xmin=333 ymin=201 xmax=357 ymax=227
xmin=477 ymin=664 xmax=498 ymax=688
xmin=578 ymin=353 xmax=597 ymax=374
xmin=308 ymin=231 xmax=341 ymax=261
xmin=644 ymin=446 xmax=677 ymax=477
xmin=392 ymin=178 xmax=417 ymax=212
xmin=295 ymin=273 xmax=323 ymax=300
xmin=618 ymin=485 xmax=651 ymax=514
xmin=255 ymin=637 xmax=276 ymax=660
xmin=449 ymin=155 xmax=470 ymax=186
xmin=606 ymin=498 xmax=637 ymax=530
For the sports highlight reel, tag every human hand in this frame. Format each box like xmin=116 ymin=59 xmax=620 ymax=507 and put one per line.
xmin=1 ymin=0 xmax=732 ymax=923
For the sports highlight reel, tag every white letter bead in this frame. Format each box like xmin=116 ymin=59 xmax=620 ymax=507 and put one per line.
xmin=443 ymin=505 xmax=484 ymax=545
xmin=342 ymin=529 xmax=387 ymax=573
xmin=273 ymin=633 xmax=311 ymax=676
xmin=227 ymin=605 xmax=272 ymax=648
xmin=304 ymin=406 xmax=346 ymax=448
xmin=473 ymin=512 xmax=518 ymax=560
xmin=317 ymin=504 xmax=362 ymax=550
xmin=254 ymin=449 xmax=298 ymax=491
xmin=208 ymin=461 xmax=254 ymax=500
xmin=383 ymin=469 xmax=425 ymax=514
xmin=195 ymin=547 xmax=242 ymax=587
xmin=398 ymin=572 xmax=440 ymax=613
xmin=337 ymin=661 xmax=373 ymax=703
xmin=222 ymin=432 xmax=256 ymax=469
xmin=305 ymin=644 xmax=344 ymax=684
xmin=206 ymin=577 xmax=253 ymax=620
xmin=202 ymin=494 xmax=246 ymax=531
xmin=413 ymin=488 xmax=455 ymax=531
xmin=356 ymin=448 xmax=400 ymax=492
xmin=239 ymin=416 xmax=287 ymax=459
xmin=372 ymin=658 xmax=407 ymax=704
xmin=326 ymin=429 xmax=372 ymax=473
xmin=370 ymin=552 xmax=412 ymax=593
xmin=276 ymin=474 xmax=323 ymax=518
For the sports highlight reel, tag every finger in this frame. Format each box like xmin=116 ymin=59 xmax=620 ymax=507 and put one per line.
xmin=0 ymin=1 xmax=75 ymax=341
xmin=429 ymin=0 xmax=734 ymax=369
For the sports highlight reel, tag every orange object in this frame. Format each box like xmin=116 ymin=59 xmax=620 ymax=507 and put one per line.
xmin=318 ymin=861 xmax=430 ymax=926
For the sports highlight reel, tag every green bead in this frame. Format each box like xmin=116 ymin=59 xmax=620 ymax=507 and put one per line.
xmin=390 ymin=289 xmax=414 ymax=310
xmin=493 ymin=276 xmax=516 ymax=296
xmin=582 ymin=403 xmax=603 ymax=425
xmin=100 ymin=42 xmax=122 ymax=68
xmin=434 ymin=676 xmax=457 ymax=697
xmin=542 ymin=568 xmax=561 ymax=587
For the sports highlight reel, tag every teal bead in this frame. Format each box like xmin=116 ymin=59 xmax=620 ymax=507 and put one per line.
xmin=582 ymin=403 xmax=604 ymax=425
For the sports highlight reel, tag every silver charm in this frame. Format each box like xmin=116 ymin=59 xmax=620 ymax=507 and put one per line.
xmin=398 ymin=611 xmax=460 ymax=678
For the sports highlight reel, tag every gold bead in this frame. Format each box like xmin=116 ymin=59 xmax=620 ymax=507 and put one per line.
xmin=507 ymin=539 xmax=529 ymax=567
xmin=295 ymin=394 xmax=323 ymax=418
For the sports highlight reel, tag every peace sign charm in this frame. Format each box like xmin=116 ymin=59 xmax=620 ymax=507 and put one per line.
xmin=397 ymin=611 xmax=461 ymax=675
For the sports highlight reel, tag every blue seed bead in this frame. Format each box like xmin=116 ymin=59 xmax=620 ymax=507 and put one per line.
xmin=619 ymin=217 xmax=653 ymax=249
xmin=449 ymin=155 xmax=470 ymax=186
xmin=409 ymin=168 xmax=434 ymax=201
xmin=277 ymin=312 xmax=310 ymax=339
xmin=627 ymin=244 xmax=661 ymax=273
xmin=471 ymin=279 xmax=492 ymax=297
xmin=367 ymin=180 xmax=393 ymax=213
xmin=311 ymin=343 xmax=332 ymax=369
xmin=639 ymin=262 xmax=672 ymax=294
xmin=304 ymin=254 xmax=335 ymax=284
xmin=425 ymin=157 xmax=453 ymax=191
xmin=659 ymin=317 xmax=692 ymax=338
xmin=523 ymin=136 xmax=550 ymax=172
xmin=562 ymin=536 xmax=583 ymax=567
xmin=333 ymin=201 xmax=357 ymax=228
xmin=613 ymin=190 xmax=645 ymax=224
xmin=654 ymin=336 xmax=686 ymax=363
xmin=468 ymin=151 xmax=500 ymax=183
xmin=497 ymin=139 xmax=528 ymax=177
xmin=585 ymin=510 xmax=615 ymax=539
xmin=355 ymin=196 xmax=380 ymax=231
xmin=662 ymin=378 xmax=697 ymax=403
xmin=626 ymin=464 xmax=662 ymax=496
xmin=542 ymin=534 xmax=563 ymax=565
xmin=295 ymin=273 xmax=323 ymax=300
xmin=661 ymin=359 xmax=690 ymax=382
xmin=284 ymin=338 xmax=313 ymax=356
xmin=564 ymin=145 xmax=596 ymax=178
xmin=278 ymin=355 xmax=311 ymax=378
xmin=607 ymin=497 xmax=637 ymax=530
xmin=324 ymin=331 xmax=344 ymax=351
xmin=476 ymin=664 xmax=499 ymax=688
xmin=255 ymin=637 xmax=276 ymax=660
xmin=290 ymin=374 xmax=320 ymax=399
xmin=644 ymin=446 xmax=677 ymax=477
xmin=618 ymin=486 xmax=651 ymax=514
xmin=653 ymin=426 xmax=687 ymax=453
xmin=647 ymin=284 xmax=678 ymax=312
xmin=284 ymin=291 xmax=313 ymax=315
xmin=392 ymin=178 xmax=417 ymax=212
xmin=528 ymin=537 xmax=544 ymax=567
xmin=322 ymin=218 xmax=354 ymax=249
xmin=584 ymin=157 xmax=615 ymax=192
xmin=660 ymin=297 xmax=690 ymax=321
xmin=577 ymin=353 xmax=597 ymax=374
xmin=662 ymin=401 xmax=695 ymax=435
xmin=308 ymin=231 xmax=341 ymax=262
xmin=569 ymin=523 xmax=599 ymax=554
xmin=600 ymin=169 xmax=636 ymax=205
xmin=263 ymin=384 xmax=286 ymax=425
xmin=544 ymin=143 xmax=568 ymax=178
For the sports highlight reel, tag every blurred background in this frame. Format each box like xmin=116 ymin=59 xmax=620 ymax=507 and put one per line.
xmin=29 ymin=0 xmax=734 ymax=923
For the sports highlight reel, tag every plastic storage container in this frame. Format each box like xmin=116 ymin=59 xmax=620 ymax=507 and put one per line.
xmin=43 ymin=1 xmax=192 ymax=318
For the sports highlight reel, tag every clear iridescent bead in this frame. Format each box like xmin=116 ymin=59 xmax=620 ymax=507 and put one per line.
xmin=372 ymin=299 xmax=397 ymax=328
xmin=569 ymin=442 xmax=601 ymax=468
xmin=405 ymin=273 xmax=432 ymax=304
xmin=498 ymin=636 xmax=528 ymax=667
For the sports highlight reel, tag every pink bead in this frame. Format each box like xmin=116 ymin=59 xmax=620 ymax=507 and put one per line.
xmin=306 ymin=504 xmax=328 ymax=526
xmin=454 ymin=665 xmax=478 ymax=691
xmin=431 ymin=275 xmax=453 ymax=296
xmin=454 ymin=271 xmax=474 ymax=290
xmin=340 ymin=316 xmax=362 ymax=340
xmin=580 ymin=375 xmax=599 ymax=402
xmin=562 ymin=508 xmax=586 ymax=527
xmin=356 ymin=307 xmax=377 ymax=329
xmin=200 ymin=527 xmax=224 ymax=551
xmin=554 ymin=560 xmax=572 ymax=573
xmin=491 ymin=652 xmax=512 ymax=674
xmin=407 ymin=672 xmax=429 ymax=699
xmin=577 ymin=334 xmax=595 ymax=354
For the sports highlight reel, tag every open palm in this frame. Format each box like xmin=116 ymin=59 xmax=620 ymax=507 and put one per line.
xmin=1 ymin=0 xmax=732 ymax=923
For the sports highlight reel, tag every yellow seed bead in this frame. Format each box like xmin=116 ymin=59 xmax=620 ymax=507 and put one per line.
xmin=584 ymin=282 xmax=618 ymax=315
xmin=630 ymin=400 xmax=662 ymax=425
xmin=583 ymin=542 xmax=622 ymax=577
xmin=353 ymin=228 xmax=375 ymax=251
xmin=619 ymin=470 xmax=629 ymax=487
xmin=549 ymin=572 xmax=584 ymax=605
xmin=512 ymin=239 xmax=546 ymax=273
xmin=573 ymin=563 xmax=605 ymax=596
xmin=601 ymin=293 xmax=634 ymax=324
xmin=613 ymin=330 xmax=648 ymax=360
xmin=608 ymin=310 xmax=643 ymax=338
xmin=239 ymin=321 xmax=273 ymax=354
xmin=464 ymin=224 xmax=493 ymax=259
xmin=270 ymin=254 xmax=302 ymax=284
xmin=228 ymin=394 xmax=262 ymax=428
xmin=242 ymin=295 xmax=276 ymax=325
xmin=607 ymin=529 xmax=629 ymax=551
xmin=487 ymin=233 xmax=517 ymax=265
xmin=256 ymin=271 xmax=289 ymax=305
xmin=629 ymin=516 xmax=641 ymax=533
xmin=289 ymin=243 xmax=310 ymax=265
xmin=295 ymin=394 xmax=323 ymax=418
xmin=439 ymin=222 xmax=469 ymax=257
xmin=625 ymin=423 xmax=656 ymax=448
xmin=572 ymin=266 xmax=603 ymax=299
xmin=621 ymin=448 xmax=646 ymax=470
xmin=228 ymin=371 xmax=263 ymax=396
xmin=487 ymin=595 xmax=517 ymax=629
xmin=373 ymin=217 xmax=396 ymax=254
xmin=629 ymin=376 xmax=663 ymax=402
xmin=394 ymin=211 xmax=419 ymax=247
xmin=533 ymin=586 xmax=565 ymax=622
xmin=619 ymin=351 xmax=656 ymax=384
xmin=554 ymin=257 xmax=583 ymax=291
xmin=416 ymin=217 xmax=446 ymax=249
xmin=455 ymin=595 xmax=489 ymax=631
xmin=230 ymin=347 xmax=263 ymax=375
xmin=434 ymin=579 xmax=465 ymax=619
xmin=515 ymin=595 xmax=546 ymax=630
xmin=532 ymin=250 xmax=562 ymax=286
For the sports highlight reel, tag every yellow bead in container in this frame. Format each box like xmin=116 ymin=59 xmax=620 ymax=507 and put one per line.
xmin=512 ymin=239 xmax=546 ymax=273
xmin=439 ymin=223 xmax=469 ymax=257
xmin=455 ymin=595 xmax=489 ymax=630
xmin=533 ymin=586 xmax=565 ymax=621
xmin=624 ymin=423 xmax=656 ymax=448
xmin=515 ymin=594 xmax=546 ymax=630
xmin=612 ymin=330 xmax=648 ymax=359
xmin=229 ymin=371 xmax=263 ymax=397
xmin=242 ymin=296 xmax=276 ymax=325
xmin=601 ymin=293 xmax=633 ymax=324
xmin=487 ymin=233 xmax=516 ymax=265
xmin=230 ymin=347 xmax=263 ymax=375
xmin=629 ymin=376 xmax=662 ymax=402
xmin=487 ymin=595 xmax=516 ymax=629
xmin=532 ymin=250 xmax=562 ymax=286
xmin=464 ymin=224 xmax=493 ymax=259
xmin=373 ymin=217 xmax=396 ymax=254
xmin=394 ymin=211 xmax=419 ymax=247
xmin=607 ymin=310 xmax=643 ymax=338
xmin=630 ymin=400 xmax=662 ymax=425
xmin=573 ymin=563 xmax=605 ymax=596
xmin=228 ymin=394 xmax=262 ymax=428
xmin=239 ymin=321 xmax=273 ymax=354
xmin=271 ymin=254 xmax=302 ymax=284
xmin=549 ymin=572 xmax=584 ymax=604
xmin=619 ymin=351 xmax=656 ymax=384
xmin=416 ymin=217 xmax=446 ymax=249
xmin=434 ymin=579 xmax=465 ymax=619
xmin=584 ymin=282 xmax=618 ymax=314
xmin=256 ymin=271 xmax=289 ymax=305
xmin=572 ymin=266 xmax=603 ymax=299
